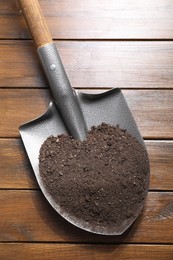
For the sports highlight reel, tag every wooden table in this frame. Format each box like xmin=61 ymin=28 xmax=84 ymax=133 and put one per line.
xmin=1 ymin=0 xmax=173 ymax=259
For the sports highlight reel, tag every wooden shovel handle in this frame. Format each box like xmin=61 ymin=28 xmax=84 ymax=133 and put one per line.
xmin=18 ymin=0 xmax=53 ymax=48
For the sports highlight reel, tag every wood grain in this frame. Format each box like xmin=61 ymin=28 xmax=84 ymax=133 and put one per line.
xmin=122 ymin=90 xmax=173 ymax=139
xmin=0 ymin=139 xmax=37 ymax=189
xmin=146 ymin=141 xmax=173 ymax=190
xmin=1 ymin=0 xmax=173 ymax=39
xmin=1 ymin=89 xmax=173 ymax=138
xmin=18 ymin=0 xmax=53 ymax=48
xmin=1 ymin=40 xmax=173 ymax=89
xmin=0 ymin=243 xmax=173 ymax=260
xmin=0 ymin=88 xmax=49 ymax=137
xmin=0 ymin=190 xmax=173 ymax=243
xmin=0 ymin=41 xmax=43 ymax=88
xmin=1 ymin=139 xmax=173 ymax=190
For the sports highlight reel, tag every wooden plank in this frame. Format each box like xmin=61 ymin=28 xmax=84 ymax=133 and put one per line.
xmin=0 ymin=41 xmax=43 ymax=88
xmin=1 ymin=139 xmax=173 ymax=190
xmin=1 ymin=40 xmax=173 ymax=89
xmin=0 ymin=89 xmax=173 ymax=138
xmin=0 ymin=190 xmax=173 ymax=243
xmin=0 ymin=88 xmax=49 ymax=137
xmin=146 ymin=141 xmax=173 ymax=190
xmin=0 ymin=243 xmax=173 ymax=260
xmin=0 ymin=139 xmax=38 ymax=189
xmin=122 ymin=90 xmax=173 ymax=139
xmin=1 ymin=0 xmax=173 ymax=39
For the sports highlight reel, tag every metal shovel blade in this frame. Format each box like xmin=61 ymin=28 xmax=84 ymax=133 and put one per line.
xmin=20 ymin=88 xmax=149 ymax=235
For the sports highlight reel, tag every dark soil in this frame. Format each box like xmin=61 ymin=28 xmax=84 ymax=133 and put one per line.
xmin=39 ymin=123 xmax=149 ymax=231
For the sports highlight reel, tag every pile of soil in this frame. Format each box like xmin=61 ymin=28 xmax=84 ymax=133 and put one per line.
xmin=39 ymin=123 xmax=149 ymax=231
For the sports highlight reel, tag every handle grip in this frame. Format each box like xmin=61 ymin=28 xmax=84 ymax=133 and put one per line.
xmin=18 ymin=0 xmax=53 ymax=48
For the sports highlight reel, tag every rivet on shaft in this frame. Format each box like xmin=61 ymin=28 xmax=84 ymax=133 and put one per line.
xmin=50 ymin=64 xmax=56 ymax=71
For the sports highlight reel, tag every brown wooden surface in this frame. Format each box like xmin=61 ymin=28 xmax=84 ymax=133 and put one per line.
xmin=0 ymin=0 xmax=173 ymax=259
xmin=1 ymin=41 xmax=173 ymax=89
xmin=0 ymin=244 xmax=173 ymax=260
xmin=1 ymin=0 xmax=173 ymax=39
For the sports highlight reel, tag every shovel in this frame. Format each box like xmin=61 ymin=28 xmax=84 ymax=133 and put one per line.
xmin=19 ymin=0 xmax=149 ymax=235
